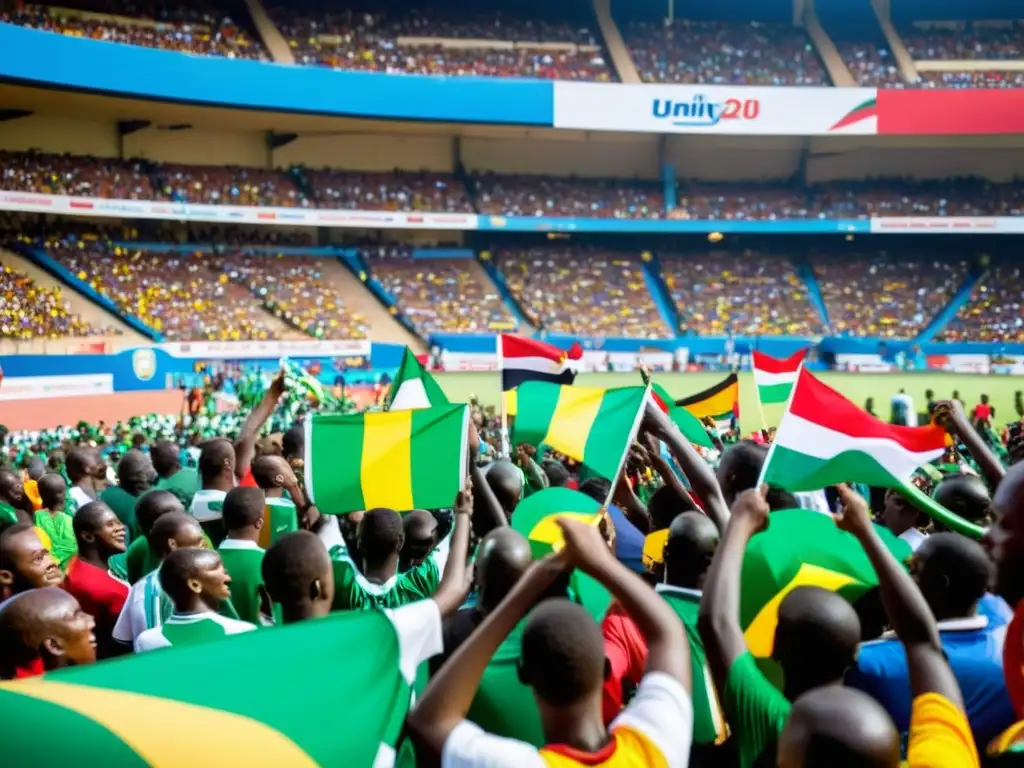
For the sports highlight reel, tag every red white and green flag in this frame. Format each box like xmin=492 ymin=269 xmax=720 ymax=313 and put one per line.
xmin=752 ymin=349 xmax=805 ymax=405
xmin=761 ymin=368 xmax=945 ymax=492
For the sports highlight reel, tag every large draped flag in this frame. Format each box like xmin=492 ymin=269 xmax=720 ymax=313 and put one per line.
xmin=740 ymin=508 xmax=911 ymax=660
xmin=500 ymin=334 xmax=583 ymax=391
xmin=642 ymin=372 xmax=714 ymax=449
xmin=760 ymin=368 xmax=983 ymax=538
xmin=385 ymin=347 xmax=449 ymax=411
xmin=305 ymin=404 xmax=469 ymax=514
xmin=0 ymin=609 xmax=427 ymax=766
xmin=752 ymin=349 xmax=805 ymax=405
xmin=675 ymin=373 xmax=740 ymax=431
xmin=512 ymin=383 xmax=648 ymax=482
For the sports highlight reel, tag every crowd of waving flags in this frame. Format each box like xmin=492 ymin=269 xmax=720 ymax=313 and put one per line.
xmin=0 ymin=337 xmax=995 ymax=762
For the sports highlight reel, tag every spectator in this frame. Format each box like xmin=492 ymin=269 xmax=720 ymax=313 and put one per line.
xmin=0 ymin=264 xmax=104 ymax=340
xmin=475 ymin=175 xmax=664 ymax=219
xmin=310 ymin=171 xmax=473 ymax=213
xmin=941 ymin=262 xmax=1024 ymax=342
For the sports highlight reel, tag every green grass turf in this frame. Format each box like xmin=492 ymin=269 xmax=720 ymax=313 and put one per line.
xmin=434 ymin=371 xmax=1023 ymax=433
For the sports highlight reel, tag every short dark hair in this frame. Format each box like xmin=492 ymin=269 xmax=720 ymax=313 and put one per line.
xmin=250 ymin=456 xmax=281 ymax=491
xmin=282 ymin=425 xmax=304 ymax=461
xmin=716 ymin=440 xmax=768 ymax=502
xmin=0 ymin=523 xmax=36 ymax=564
xmin=159 ymin=547 xmax=220 ymax=605
xmin=222 ymin=487 xmax=265 ymax=531
xmin=578 ymin=477 xmax=611 ymax=505
xmin=47 ymin=450 xmax=65 ymax=472
xmin=151 ymin=441 xmax=181 ymax=477
xmin=358 ymin=508 xmax=404 ymax=564
xmin=917 ymin=533 xmax=992 ymax=616
xmin=72 ymin=500 xmax=114 ymax=540
xmin=541 ymin=459 xmax=570 ymax=488
xmin=520 ymin=599 xmax=604 ymax=707
xmin=149 ymin=512 xmax=201 ymax=558
xmin=65 ymin=447 xmax=95 ymax=482
xmin=136 ymin=489 xmax=184 ymax=538
xmin=198 ymin=439 xmax=234 ymax=483
xmin=37 ymin=473 xmax=66 ymax=510
xmin=262 ymin=531 xmax=331 ymax=607
xmin=647 ymin=485 xmax=699 ymax=531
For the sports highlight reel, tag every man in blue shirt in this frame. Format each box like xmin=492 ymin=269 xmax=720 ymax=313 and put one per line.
xmin=846 ymin=532 xmax=1015 ymax=750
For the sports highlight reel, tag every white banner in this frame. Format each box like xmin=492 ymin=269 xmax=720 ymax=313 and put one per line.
xmin=439 ymin=351 xmax=499 ymax=372
xmin=580 ymin=350 xmax=675 ymax=373
xmin=992 ymin=356 xmax=1024 ymax=375
xmin=870 ymin=217 xmax=1024 ymax=234
xmin=835 ymin=354 xmax=896 ymax=372
xmin=553 ymin=83 xmax=878 ymax=135
xmin=0 ymin=374 xmax=113 ymax=401
xmin=927 ymin=354 xmax=992 ymax=374
xmin=154 ymin=340 xmax=370 ymax=359
xmin=0 ymin=191 xmax=479 ymax=231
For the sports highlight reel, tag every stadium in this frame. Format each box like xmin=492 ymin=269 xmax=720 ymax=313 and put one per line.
xmin=2 ymin=0 xmax=1024 ymax=763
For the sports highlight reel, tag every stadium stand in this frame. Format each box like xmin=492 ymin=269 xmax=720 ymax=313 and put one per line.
xmin=834 ymin=40 xmax=909 ymax=88
xmin=918 ymin=71 xmax=1024 ymax=88
xmin=154 ymin=164 xmax=307 ymax=207
xmin=672 ymin=185 xmax=819 ymax=220
xmin=0 ymin=151 xmax=156 ymax=200
xmin=368 ymin=248 xmax=514 ymax=335
xmin=0 ymin=262 xmax=101 ymax=340
xmin=216 ymin=252 xmax=370 ymax=339
xmin=661 ymin=252 xmax=823 ymax=337
xmin=815 ymin=255 xmax=970 ymax=339
xmin=474 ymin=175 xmax=665 ymax=219
xmin=623 ymin=19 xmax=828 ymax=85
xmin=940 ymin=261 xmax=1024 ymax=342
xmin=812 ymin=179 xmax=1024 ymax=218
xmin=0 ymin=0 xmax=266 ymax=59
xmin=498 ymin=247 xmax=670 ymax=338
xmin=901 ymin=21 xmax=1024 ymax=60
xmin=309 ymin=171 xmax=474 ymax=212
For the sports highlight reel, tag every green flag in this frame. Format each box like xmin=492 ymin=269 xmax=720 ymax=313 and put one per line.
xmin=0 ymin=610 xmax=424 ymax=766
xmin=386 ymin=348 xmax=449 ymax=411
xmin=512 ymin=383 xmax=647 ymax=481
xmin=642 ymin=372 xmax=714 ymax=449
xmin=305 ymin=405 xmax=469 ymax=514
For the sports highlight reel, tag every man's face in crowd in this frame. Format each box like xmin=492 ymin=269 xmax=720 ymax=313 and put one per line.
xmin=881 ymin=490 xmax=915 ymax=535
xmin=89 ymin=507 xmax=127 ymax=554
xmin=197 ymin=556 xmax=233 ymax=603
xmin=55 ymin=596 xmax=98 ymax=667
xmin=1 ymin=529 xmax=63 ymax=593
xmin=0 ymin=470 xmax=26 ymax=507
xmin=986 ymin=467 xmax=1024 ymax=605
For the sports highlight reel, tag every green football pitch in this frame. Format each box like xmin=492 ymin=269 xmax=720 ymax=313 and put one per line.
xmin=434 ymin=371 xmax=1023 ymax=433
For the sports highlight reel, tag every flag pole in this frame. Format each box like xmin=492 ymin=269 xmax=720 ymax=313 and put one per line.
xmin=755 ymin=365 xmax=803 ymax=489
xmin=602 ymin=384 xmax=652 ymax=511
xmin=497 ymin=333 xmax=510 ymax=458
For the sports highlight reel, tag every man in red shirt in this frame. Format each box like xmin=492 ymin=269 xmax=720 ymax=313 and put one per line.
xmin=973 ymin=394 xmax=994 ymax=427
xmin=0 ymin=523 xmax=63 ymax=602
xmin=63 ymin=501 xmax=128 ymax=659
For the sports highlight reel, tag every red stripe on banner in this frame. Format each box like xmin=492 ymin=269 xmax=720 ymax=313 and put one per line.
xmin=500 ymin=334 xmax=582 ymax=362
xmin=789 ymin=369 xmax=947 ymax=453
xmin=877 ymin=89 xmax=1024 ymax=136
xmin=752 ymin=349 xmax=805 ymax=375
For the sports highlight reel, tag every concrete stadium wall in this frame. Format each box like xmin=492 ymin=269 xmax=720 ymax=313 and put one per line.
xmin=461 ymin=136 xmax=660 ymax=179
xmin=0 ymin=115 xmax=119 ymax=157
xmin=272 ymin=134 xmax=455 ymax=172
xmin=123 ymin=127 xmax=269 ymax=168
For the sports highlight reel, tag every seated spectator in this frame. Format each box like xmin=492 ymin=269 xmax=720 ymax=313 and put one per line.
xmin=217 ymin=251 xmax=370 ymax=339
xmin=815 ymin=255 xmax=969 ymax=338
xmin=902 ymin=21 xmax=1024 ymax=61
xmin=625 ymin=19 xmax=828 ymax=85
xmin=835 ymin=41 xmax=910 ymax=88
xmin=663 ymin=251 xmax=823 ymax=337
xmin=499 ymin=247 xmax=670 ymax=339
xmin=673 ymin=185 xmax=818 ymax=220
xmin=0 ymin=151 xmax=155 ymax=200
xmin=1 ymin=1 xmax=266 ymax=60
xmin=919 ymin=70 xmax=1024 ymax=89
xmin=368 ymin=247 xmax=514 ymax=335
xmin=155 ymin=165 xmax=306 ymax=208
xmin=475 ymin=175 xmax=664 ymax=219
xmin=941 ymin=262 xmax=1024 ymax=342
xmin=0 ymin=264 xmax=105 ymax=340
xmin=813 ymin=179 xmax=1024 ymax=218
xmin=50 ymin=244 xmax=288 ymax=341
xmin=310 ymin=171 xmax=473 ymax=213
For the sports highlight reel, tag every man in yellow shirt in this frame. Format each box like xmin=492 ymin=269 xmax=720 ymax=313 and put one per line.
xmin=777 ymin=485 xmax=979 ymax=768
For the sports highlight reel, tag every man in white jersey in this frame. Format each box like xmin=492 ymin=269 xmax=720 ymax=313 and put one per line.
xmin=189 ymin=438 xmax=236 ymax=529
xmin=112 ymin=512 xmax=204 ymax=650
xmin=135 ymin=547 xmax=255 ymax=651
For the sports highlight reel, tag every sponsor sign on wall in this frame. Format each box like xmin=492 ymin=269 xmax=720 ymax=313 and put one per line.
xmin=0 ymin=374 xmax=113 ymax=401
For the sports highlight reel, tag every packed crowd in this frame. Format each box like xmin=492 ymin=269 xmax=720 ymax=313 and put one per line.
xmin=835 ymin=42 xmax=909 ymax=88
xmin=475 ymin=176 xmax=666 ymax=219
xmin=918 ymin=71 xmax=1024 ymax=89
xmin=0 ymin=263 xmax=101 ymax=340
xmin=270 ymin=4 xmax=613 ymax=79
xmin=309 ymin=171 xmax=474 ymax=213
xmin=369 ymin=250 xmax=514 ymax=335
xmin=498 ymin=247 xmax=670 ymax=338
xmin=902 ymin=21 xmax=1024 ymax=61
xmin=624 ymin=20 xmax=828 ymax=86
xmin=672 ymin=186 xmax=821 ymax=221
xmin=815 ymin=256 xmax=970 ymax=339
xmin=813 ymin=179 xmax=1024 ymax=218
xmin=661 ymin=252 xmax=823 ymax=337
xmin=0 ymin=151 xmax=156 ymax=200
xmin=3 ymin=340 xmax=1024 ymax=766
xmin=49 ymin=245 xmax=287 ymax=341
xmin=216 ymin=252 xmax=370 ymax=340
xmin=1 ymin=1 xmax=265 ymax=59
xmin=154 ymin=165 xmax=306 ymax=208
xmin=940 ymin=262 xmax=1024 ymax=343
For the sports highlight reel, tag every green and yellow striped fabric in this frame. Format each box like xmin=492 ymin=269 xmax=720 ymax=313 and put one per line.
xmin=0 ymin=610 xmax=414 ymax=766
xmin=305 ymin=404 xmax=469 ymax=514
xmin=512 ymin=383 xmax=647 ymax=481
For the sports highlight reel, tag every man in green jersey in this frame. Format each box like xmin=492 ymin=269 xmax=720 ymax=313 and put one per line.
xmin=262 ymin=531 xmax=335 ymax=626
xmin=603 ymin=511 xmax=726 ymax=763
xmin=100 ymin=450 xmax=155 ymax=544
xmin=113 ymin=490 xmax=185 ymax=585
xmin=190 ymin=438 xmax=236 ymax=544
xmin=217 ymin=487 xmax=267 ymax=625
xmin=698 ymin=486 xmax=863 ymax=768
xmin=135 ymin=547 xmax=256 ymax=652
xmin=330 ymin=487 xmax=474 ymax=612
xmin=152 ymin=440 xmax=199 ymax=509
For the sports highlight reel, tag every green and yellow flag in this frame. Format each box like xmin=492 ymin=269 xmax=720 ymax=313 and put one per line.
xmin=0 ymin=610 xmax=421 ymax=766
xmin=305 ymin=404 xmax=469 ymax=514
xmin=512 ymin=383 xmax=647 ymax=481
xmin=675 ymin=373 xmax=739 ymax=432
